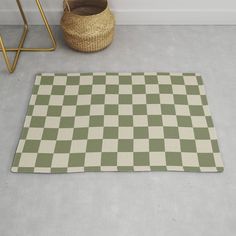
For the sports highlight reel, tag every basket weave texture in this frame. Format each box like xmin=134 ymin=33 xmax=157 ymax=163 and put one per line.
xmin=61 ymin=0 xmax=115 ymax=52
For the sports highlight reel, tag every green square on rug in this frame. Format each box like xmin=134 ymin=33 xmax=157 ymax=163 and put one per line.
xmin=12 ymin=73 xmax=224 ymax=173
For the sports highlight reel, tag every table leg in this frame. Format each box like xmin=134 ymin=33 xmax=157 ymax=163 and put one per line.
xmin=0 ymin=0 xmax=28 ymax=73
xmin=0 ymin=0 xmax=57 ymax=73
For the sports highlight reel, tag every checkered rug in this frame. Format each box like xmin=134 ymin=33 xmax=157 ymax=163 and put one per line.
xmin=12 ymin=73 xmax=224 ymax=173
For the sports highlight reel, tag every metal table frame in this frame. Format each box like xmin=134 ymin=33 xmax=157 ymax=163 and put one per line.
xmin=0 ymin=0 xmax=57 ymax=73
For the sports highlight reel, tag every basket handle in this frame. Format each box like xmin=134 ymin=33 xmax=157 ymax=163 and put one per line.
xmin=63 ymin=0 xmax=71 ymax=12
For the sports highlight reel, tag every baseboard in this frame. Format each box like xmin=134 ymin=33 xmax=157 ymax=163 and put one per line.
xmin=1 ymin=9 xmax=236 ymax=25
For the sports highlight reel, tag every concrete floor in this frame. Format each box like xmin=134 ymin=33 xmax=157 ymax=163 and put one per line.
xmin=0 ymin=26 xmax=236 ymax=236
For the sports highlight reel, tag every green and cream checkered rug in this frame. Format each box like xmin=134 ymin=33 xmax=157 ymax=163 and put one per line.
xmin=12 ymin=73 xmax=224 ymax=173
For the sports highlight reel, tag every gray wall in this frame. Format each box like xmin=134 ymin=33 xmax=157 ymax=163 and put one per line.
xmin=1 ymin=0 xmax=236 ymax=25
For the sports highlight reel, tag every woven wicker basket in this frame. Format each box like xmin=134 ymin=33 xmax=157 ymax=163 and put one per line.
xmin=61 ymin=0 xmax=115 ymax=52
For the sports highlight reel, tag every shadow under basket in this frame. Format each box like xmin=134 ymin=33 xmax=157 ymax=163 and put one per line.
xmin=61 ymin=0 xmax=115 ymax=52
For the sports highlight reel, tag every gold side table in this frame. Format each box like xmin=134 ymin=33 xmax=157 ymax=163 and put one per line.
xmin=0 ymin=0 xmax=57 ymax=73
